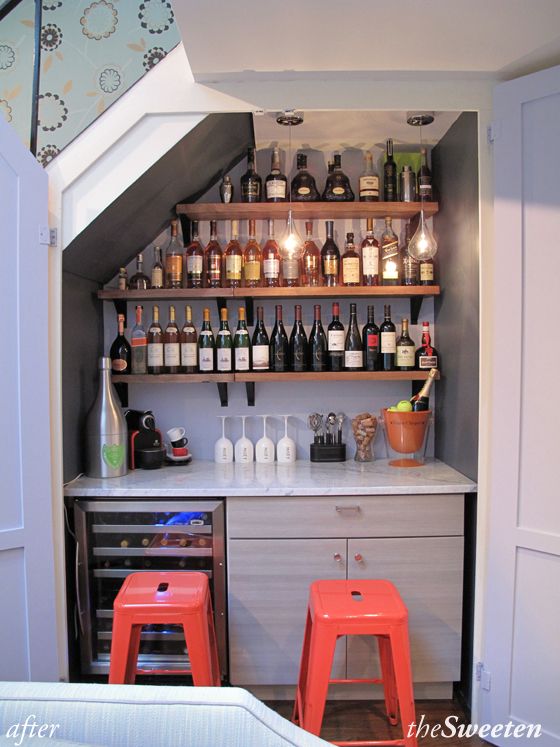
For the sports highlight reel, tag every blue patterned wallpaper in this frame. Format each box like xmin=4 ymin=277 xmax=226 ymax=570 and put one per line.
xmin=0 ymin=0 xmax=180 ymax=165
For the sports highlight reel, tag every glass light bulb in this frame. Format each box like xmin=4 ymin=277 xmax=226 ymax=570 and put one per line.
xmin=279 ymin=210 xmax=304 ymax=259
xmin=408 ymin=213 xmax=438 ymax=261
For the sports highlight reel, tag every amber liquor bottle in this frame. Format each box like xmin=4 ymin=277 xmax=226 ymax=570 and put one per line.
xmin=341 ymin=232 xmax=361 ymax=287
xmin=301 ymin=221 xmax=321 ymax=287
xmin=224 ymin=219 xmax=243 ymax=288
xmin=129 ymin=253 xmax=151 ymax=290
xmin=185 ymin=220 xmax=204 ymax=289
xmin=262 ymin=219 xmax=281 ymax=287
xmin=165 ymin=219 xmax=183 ymax=289
xmin=204 ymin=220 xmax=222 ymax=288
xmin=244 ymin=219 xmax=262 ymax=288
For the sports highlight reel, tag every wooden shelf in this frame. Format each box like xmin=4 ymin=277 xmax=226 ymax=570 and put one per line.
xmin=176 ymin=202 xmax=438 ymax=221
xmin=113 ymin=371 xmax=438 ymax=385
xmin=112 ymin=374 xmax=234 ymax=384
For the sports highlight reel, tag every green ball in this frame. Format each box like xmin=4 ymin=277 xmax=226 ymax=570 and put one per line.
xmin=396 ymin=400 xmax=413 ymax=412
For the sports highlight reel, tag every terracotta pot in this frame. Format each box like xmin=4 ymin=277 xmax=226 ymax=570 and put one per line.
xmin=382 ymin=409 xmax=431 ymax=454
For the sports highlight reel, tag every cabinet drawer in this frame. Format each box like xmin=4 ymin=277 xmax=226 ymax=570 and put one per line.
xmin=227 ymin=494 xmax=464 ymax=538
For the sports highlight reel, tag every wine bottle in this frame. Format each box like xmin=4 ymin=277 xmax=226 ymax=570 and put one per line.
xmin=204 ymin=220 xmax=222 ymax=288
xmin=265 ymin=147 xmax=287 ymax=202
xmin=234 ymin=306 xmax=251 ymax=372
xmin=396 ymin=317 xmax=415 ymax=371
xmin=291 ymin=153 xmax=320 ymax=201
xmin=131 ymin=305 xmax=147 ymax=374
xmin=418 ymin=146 xmax=432 ymax=201
xmin=344 ymin=303 xmax=362 ymax=371
xmin=262 ymin=219 xmax=281 ymax=287
xmin=180 ymin=305 xmax=197 ymax=373
xmin=289 ymin=304 xmax=308 ymax=372
xmin=322 ymin=153 xmax=354 ymax=201
xmin=164 ymin=305 xmax=181 ymax=374
xmin=244 ymin=219 xmax=262 ymax=287
xmin=147 ymin=305 xmax=164 ymax=375
xmin=327 ymin=302 xmax=345 ymax=372
xmin=225 ymin=219 xmax=243 ymax=288
xmin=379 ymin=304 xmax=396 ymax=371
xmin=362 ymin=305 xmax=380 ymax=372
xmin=381 ymin=217 xmax=400 ymax=286
xmin=415 ymin=321 xmax=439 ymax=370
xmin=361 ymin=218 xmax=380 ymax=286
xmin=341 ymin=232 xmax=361 ymax=287
xmin=321 ymin=220 xmax=340 ymax=287
xmin=383 ymin=138 xmax=397 ymax=201
xmin=359 ymin=151 xmax=379 ymax=202
xmin=308 ymin=304 xmax=328 ymax=372
xmin=410 ymin=368 xmax=437 ymax=411
xmin=216 ymin=307 xmax=233 ymax=373
xmin=198 ymin=307 xmax=215 ymax=373
xmin=252 ymin=306 xmax=269 ymax=371
xmin=150 ymin=245 xmax=164 ymax=289
xmin=301 ymin=221 xmax=321 ymax=287
xmin=270 ymin=304 xmax=289 ymax=372
xmin=165 ymin=219 xmax=183 ymax=289
xmin=240 ymin=146 xmax=262 ymax=203
xmin=185 ymin=220 xmax=204 ymax=289
xmin=110 ymin=313 xmax=131 ymax=375
xmin=128 ymin=253 xmax=151 ymax=290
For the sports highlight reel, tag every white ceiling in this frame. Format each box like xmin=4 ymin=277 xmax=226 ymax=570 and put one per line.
xmin=173 ymin=0 xmax=560 ymax=81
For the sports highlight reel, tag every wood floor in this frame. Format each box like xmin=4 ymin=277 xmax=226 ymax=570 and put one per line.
xmin=267 ymin=700 xmax=486 ymax=746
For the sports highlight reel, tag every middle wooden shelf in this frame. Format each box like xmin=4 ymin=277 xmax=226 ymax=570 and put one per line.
xmin=99 ymin=286 xmax=439 ymax=301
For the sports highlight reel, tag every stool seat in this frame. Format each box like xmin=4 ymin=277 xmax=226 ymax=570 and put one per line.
xmin=311 ymin=580 xmax=408 ymax=625
xmin=113 ymin=571 xmax=208 ymax=617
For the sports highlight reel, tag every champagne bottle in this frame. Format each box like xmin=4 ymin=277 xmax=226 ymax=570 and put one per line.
xmin=234 ymin=307 xmax=251 ymax=372
xmin=180 ymin=305 xmax=197 ymax=373
xmin=410 ymin=368 xmax=437 ymax=411
xmin=344 ymin=303 xmax=362 ymax=370
xmin=164 ymin=305 xmax=181 ymax=374
xmin=327 ymin=302 xmax=345 ymax=372
xmin=362 ymin=305 xmax=380 ymax=372
xmin=396 ymin=317 xmax=415 ymax=371
xmin=379 ymin=304 xmax=396 ymax=371
xmin=110 ymin=313 xmax=131 ymax=375
xmin=308 ymin=304 xmax=327 ymax=372
xmin=147 ymin=305 xmax=164 ymax=375
xmin=270 ymin=304 xmax=289 ymax=372
xmin=131 ymin=305 xmax=147 ymax=374
xmin=198 ymin=307 xmax=215 ymax=372
xmin=85 ymin=357 xmax=127 ymax=478
xmin=252 ymin=306 xmax=269 ymax=371
xmin=289 ymin=304 xmax=308 ymax=372
xmin=216 ymin=307 xmax=233 ymax=373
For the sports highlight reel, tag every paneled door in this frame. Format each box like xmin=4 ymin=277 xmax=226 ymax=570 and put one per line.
xmin=0 ymin=117 xmax=59 ymax=680
xmin=480 ymin=65 xmax=560 ymax=745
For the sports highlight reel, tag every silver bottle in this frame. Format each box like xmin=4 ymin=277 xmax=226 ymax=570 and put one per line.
xmin=220 ymin=175 xmax=233 ymax=204
xmin=400 ymin=165 xmax=416 ymax=202
xmin=85 ymin=357 xmax=128 ymax=478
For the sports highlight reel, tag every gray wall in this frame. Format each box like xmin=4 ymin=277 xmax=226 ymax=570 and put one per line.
xmin=432 ymin=112 xmax=479 ymax=480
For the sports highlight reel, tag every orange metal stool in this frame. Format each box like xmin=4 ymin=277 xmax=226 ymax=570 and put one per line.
xmin=108 ymin=571 xmax=220 ymax=686
xmin=293 ymin=579 xmax=417 ymax=747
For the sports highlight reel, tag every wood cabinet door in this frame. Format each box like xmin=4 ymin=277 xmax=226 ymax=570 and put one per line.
xmin=346 ymin=537 xmax=463 ymax=683
xmin=228 ymin=538 xmax=346 ymax=685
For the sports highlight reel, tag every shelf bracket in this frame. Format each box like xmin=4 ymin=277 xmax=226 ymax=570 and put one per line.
xmin=244 ymin=297 xmax=254 ymax=327
xmin=112 ymin=298 xmax=127 ymax=327
xmin=217 ymin=382 xmax=228 ymax=407
xmin=410 ymin=296 xmax=424 ymax=326
xmin=245 ymin=382 xmax=255 ymax=407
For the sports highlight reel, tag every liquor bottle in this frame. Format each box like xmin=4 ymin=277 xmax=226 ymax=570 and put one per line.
xmin=418 ymin=147 xmax=432 ymax=201
xmin=234 ymin=306 xmax=251 ymax=372
xmin=204 ymin=220 xmax=222 ymax=288
xmin=147 ymin=305 xmax=164 ymax=375
xmin=216 ymin=307 xmax=233 ymax=373
xmin=180 ymin=305 xmax=197 ymax=373
xmin=251 ymin=306 xmax=269 ymax=371
xmin=308 ymin=304 xmax=328 ymax=372
xmin=344 ymin=303 xmax=363 ymax=370
xmin=224 ymin=219 xmax=243 ymax=288
xmin=383 ymin=138 xmax=397 ymax=201
xmin=415 ymin=321 xmax=439 ymax=370
xmin=419 ymin=256 xmax=435 ymax=285
xmin=118 ymin=266 xmax=128 ymax=290
xmin=381 ymin=216 xmax=400 ymax=286
xmin=220 ymin=175 xmax=233 ymax=203
xmin=244 ymin=219 xmax=262 ymax=287
xmin=270 ymin=304 xmax=289 ymax=372
xmin=291 ymin=153 xmax=320 ymax=201
xmin=262 ymin=219 xmax=281 ymax=287
xmin=322 ymin=153 xmax=354 ymax=201
xmin=410 ymin=367 xmax=437 ymax=411
xmin=359 ymin=151 xmax=379 ymax=202
xmin=301 ymin=221 xmax=321 ymax=287
xmin=110 ymin=313 xmax=131 ymax=374
xmin=150 ymin=245 xmax=164 ymax=289
xmin=362 ymin=305 xmax=380 ymax=372
xmin=402 ymin=221 xmax=419 ymax=286
xmin=396 ymin=317 xmax=415 ymax=371
xmin=131 ymin=305 xmax=147 ymax=374
xmin=128 ymin=253 xmax=151 ymax=290
xmin=341 ymin=232 xmax=361 ymax=287
xmin=240 ymin=146 xmax=262 ymax=203
xmin=361 ymin=218 xmax=380 ymax=286
xmin=321 ymin=220 xmax=340 ymax=287
xmin=265 ymin=147 xmax=287 ymax=202
xmin=327 ymin=302 xmax=345 ymax=372
xmin=400 ymin=165 xmax=416 ymax=202
xmin=198 ymin=307 xmax=215 ymax=373
xmin=164 ymin=305 xmax=181 ymax=374
xmin=85 ymin=357 xmax=127 ymax=478
xmin=165 ymin=219 xmax=183 ymax=289
xmin=379 ymin=304 xmax=396 ymax=371
xmin=289 ymin=304 xmax=308 ymax=372
xmin=185 ymin=220 xmax=204 ymax=289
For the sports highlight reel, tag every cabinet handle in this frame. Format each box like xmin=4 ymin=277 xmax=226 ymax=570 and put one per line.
xmin=333 ymin=553 xmax=342 ymax=562
xmin=354 ymin=553 xmax=364 ymax=563
xmin=335 ymin=505 xmax=361 ymax=513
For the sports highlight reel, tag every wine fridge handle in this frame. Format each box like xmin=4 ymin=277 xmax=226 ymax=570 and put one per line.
xmin=335 ymin=505 xmax=361 ymax=513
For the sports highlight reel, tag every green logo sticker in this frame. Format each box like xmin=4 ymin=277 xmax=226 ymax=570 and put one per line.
xmin=102 ymin=443 xmax=125 ymax=470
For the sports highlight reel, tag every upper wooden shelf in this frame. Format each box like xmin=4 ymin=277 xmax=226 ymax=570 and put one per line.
xmin=176 ymin=201 xmax=438 ymax=221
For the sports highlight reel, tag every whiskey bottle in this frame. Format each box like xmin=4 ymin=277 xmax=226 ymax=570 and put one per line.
xmin=415 ymin=321 xmax=439 ymax=370
xmin=243 ymin=219 xmax=262 ymax=288
xmin=240 ymin=147 xmax=262 ymax=203
xmin=341 ymin=232 xmax=361 ymax=287
xmin=216 ymin=307 xmax=233 ymax=373
xmin=147 ymin=305 xmax=164 ymax=375
xmin=322 ymin=153 xmax=354 ymax=201
xmin=383 ymin=139 xmax=397 ymax=201
xmin=180 ymin=305 xmax=197 ymax=373
xmin=131 ymin=305 xmax=147 ymax=374
xmin=198 ymin=308 xmax=215 ymax=373
xmin=262 ymin=219 xmax=281 ymax=287
xmin=265 ymin=147 xmax=287 ymax=202
xmin=291 ymin=153 xmax=320 ymax=201
xmin=110 ymin=313 xmax=131 ymax=375
xmin=224 ymin=219 xmax=243 ymax=288
xmin=359 ymin=151 xmax=379 ymax=201
xmin=301 ymin=221 xmax=321 ymax=287
xmin=418 ymin=147 xmax=432 ymax=201
xmin=164 ymin=305 xmax=181 ymax=374
xmin=381 ymin=217 xmax=400 ymax=286
xmin=361 ymin=218 xmax=380 ymax=286
xmin=321 ymin=220 xmax=340 ymax=287
xmin=129 ymin=253 xmax=151 ymax=290
xmin=270 ymin=304 xmax=289 ymax=372
xmin=204 ymin=220 xmax=222 ymax=288
xmin=185 ymin=220 xmax=204 ymax=288
xmin=150 ymin=245 xmax=164 ymax=289
xmin=165 ymin=219 xmax=183 ymax=289
xmin=396 ymin=317 xmax=415 ymax=371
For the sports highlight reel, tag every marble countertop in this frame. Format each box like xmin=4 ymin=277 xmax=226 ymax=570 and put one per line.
xmin=64 ymin=459 xmax=476 ymax=498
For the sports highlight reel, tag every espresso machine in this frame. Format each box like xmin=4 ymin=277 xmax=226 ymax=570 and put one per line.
xmin=125 ymin=409 xmax=164 ymax=469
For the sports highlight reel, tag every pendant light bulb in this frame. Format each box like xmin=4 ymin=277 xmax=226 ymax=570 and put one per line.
xmin=408 ymin=212 xmax=438 ymax=261
xmin=279 ymin=209 xmax=304 ymax=259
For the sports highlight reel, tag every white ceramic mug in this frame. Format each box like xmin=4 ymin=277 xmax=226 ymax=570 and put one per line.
xmin=167 ymin=426 xmax=185 ymax=443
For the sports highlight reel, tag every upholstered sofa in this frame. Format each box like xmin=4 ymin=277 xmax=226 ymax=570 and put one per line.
xmin=0 ymin=682 xmax=331 ymax=746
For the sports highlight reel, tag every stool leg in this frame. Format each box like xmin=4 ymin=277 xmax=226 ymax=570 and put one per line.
xmin=390 ymin=624 xmax=418 ymax=747
xmin=300 ymin=622 xmax=338 ymax=737
xmin=124 ymin=624 xmax=142 ymax=684
xmin=109 ymin=614 xmax=135 ymax=684
xmin=182 ymin=610 xmax=216 ymax=687
xmin=378 ymin=634 xmax=398 ymax=726
xmin=293 ymin=608 xmax=313 ymax=725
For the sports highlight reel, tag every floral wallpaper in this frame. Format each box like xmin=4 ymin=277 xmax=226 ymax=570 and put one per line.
xmin=0 ymin=0 xmax=180 ymax=165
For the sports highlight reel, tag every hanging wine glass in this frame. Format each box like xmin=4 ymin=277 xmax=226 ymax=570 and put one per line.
xmin=277 ymin=414 xmax=296 ymax=463
xmin=214 ymin=416 xmax=233 ymax=463
xmin=234 ymin=415 xmax=254 ymax=463
xmin=255 ymin=414 xmax=275 ymax=463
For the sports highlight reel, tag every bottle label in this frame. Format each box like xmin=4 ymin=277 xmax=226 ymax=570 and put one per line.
xmin=418 ymin=180 xmax=432 ymax=198
xmin=266 ymin=179 xmax=286 ymax=199
xmin=419 ymin=355 xmax=438 ymax=369
xmin=199 ymin=348 xmax=214 ymax=371
xmin=382 ymin=239 xmax=399 ymax=260
xmin=208 ymin=255 xmax=221 ymax=280
xmin=367 ymin=333 xmax=379 ymax=348
xmin=147 ymin=343 xmax=163 ymax=367
xmin=380 ymin=331 xmax=396 ymax=353
xmin=342 ymin=257 xmax=360 ymax=284
xmin=282 ymin=258 xmax=299 ymax=280
xmin=226 ymin=255 xmax=242 ymax=280
xmin=131 ymin=335 xmax=147 ymax=346
xmin=151 ymin=267 xmax=163 ymax=288
xmin=420 ymin=262 xmax=434 ymax=281
xmin=131 ymin=345 xmax=147 ymax=374
xmin=345 ymin=350 xmax=362 ymax=368
xmin=244 ymin=260 xmax=261 ymax=281
xmin=242 ymin=181 xmax=260 ymax=199
xmin=263 ymin=258 xmax=280 ymax=279
xmin=362 ymin=245 xmax=379 ymax=276
xmin=164 ymin=343 xmax=180 ymax=367
xmin=332 ymin=186 xmax=345 ymax=195
xmin=217 ymin=348 xmax=232 ymax=371
xmin=252 ymin=345 xmax=269 ymax=369
xmin=323 ymin=256 xmax=339 ymax=276
xmin=359 ymin=175 xmax=379 ymax=197
xmin=328 ymin=330 xmax=345 ymax=351
xmin=235 ymin=346 xmax=250 ymax=371
xmin=297 ymin=186 xmax=311 ymax=195
xmin=181 ymin=342 xmax=197 ymax=367
xmin=187 ymin=255 xmax=203 ymax=275
xmin=166 ymin=255 xmax=182 ymax=283
xmin=396 ymin=345 xmax=415 ymax=367
xmin=112 ymin=358 xmax=128 ymax=372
